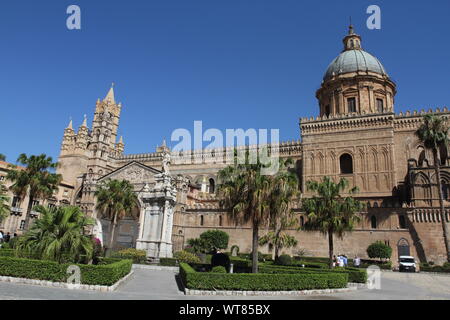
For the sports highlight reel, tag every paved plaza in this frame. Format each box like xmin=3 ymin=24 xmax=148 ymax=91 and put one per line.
xmin=0 ymin=268 xmax=449 ymax=300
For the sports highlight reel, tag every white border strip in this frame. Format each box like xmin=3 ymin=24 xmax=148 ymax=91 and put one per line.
xmin=184 ymin=285 xmax=359 ymax=296
xmin=0 ymin=271 xmax=134 ymax=292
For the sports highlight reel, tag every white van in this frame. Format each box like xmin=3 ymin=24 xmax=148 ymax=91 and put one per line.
xmin=399 ymin=256 xmax=416 ymax=272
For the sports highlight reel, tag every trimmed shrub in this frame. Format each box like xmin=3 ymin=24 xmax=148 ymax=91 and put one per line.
xmin=211 ymin=266 xmax=227 ymax=273
xmin=0 ymin=249 xmax=14 ymax=257
xmin=360 ymin=261 xmax=392 ymax=270
xmin=259 ymin=264 xmax=367 ymax=284
xmin=275 ymin=254 xmax=292 ymax=266
xmin=160 ymin=258 xmax=178 ymax=266
xmin=0 ymin=256 xmax=132 ymax=286
xmin=211 ymin=252 xmax=230 ymax=270
xmin=367 ymin=241 xmax=392 ymax=261
xmin=294 ymin=261 xmax=328 ymax=269
xmin=174 ymin=250 xmax=202 ymax=264
xmin=111 ymin=248 xmax=147 ymax=264
xmin=97 ymin=257 xmax=122 ymax=265
xmin=179 ymin=263 xmax=347 ymax=291
xmin=200 ymin=230 xmax=229 ymax=252
xmin=420 ymin=263 xmax=450 ymax=273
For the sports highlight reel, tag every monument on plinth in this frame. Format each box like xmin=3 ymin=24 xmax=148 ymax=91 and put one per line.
xmin=136 ymin=152 xmax=177 ymax=259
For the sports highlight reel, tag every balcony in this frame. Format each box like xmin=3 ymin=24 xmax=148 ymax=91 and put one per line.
xmin=30 ymin=211 xmax=39 ymax=219
xmin=10 ymin=207 xmax=23 ymax=217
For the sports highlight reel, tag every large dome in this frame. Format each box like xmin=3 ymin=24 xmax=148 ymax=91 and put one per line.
xmin=323 ymin=49 xmax=388 ymax=81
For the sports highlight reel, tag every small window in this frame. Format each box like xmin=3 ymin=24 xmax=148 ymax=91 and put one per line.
xmin=371 ymin=215 xmax=377 ymax=229
xmin=209 ymin=178 xmax=215 ymax=194
xmin=347 ymin=97 xmax=356 ymax=113
xmin=200 ymin=215 xmax=204 ymax=226
xmin=340 ymin=153 xmax=353 ymax=174
xmin=300 ymin=216 xmax=305 ymax=227
xmin=12 ymin=196 xmax=21 ymax=208
xmin=19 ymin=220 xmax=26 ymax=230
xmin=399 ymin=215 xmax=407 ymax=229
xmin=377 ymin=99 xmax=384 ymax=113
xmin=219 ymin=215 xmax=223 ymax=227
xmin=324 ymin=105 xmax=330 ymax=117
xmin=442 ymin=183 xmax=450 ymax=200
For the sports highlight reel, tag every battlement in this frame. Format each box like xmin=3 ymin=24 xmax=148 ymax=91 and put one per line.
xmin=394 ymin=107 xmax=450 ymax=131
xmin=300 ymin=111 xmax=394 ymax=135
xmin=113 ymin=140 xmax=302 ymax=163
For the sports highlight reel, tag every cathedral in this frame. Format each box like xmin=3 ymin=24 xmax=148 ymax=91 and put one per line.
xmin=2 ymin=26 xmax=449 ymax=265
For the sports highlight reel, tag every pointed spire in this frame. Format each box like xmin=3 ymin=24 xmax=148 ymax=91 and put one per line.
xmin=81 ymin=114 xmax=88 ymax=127
xmin=162 ymin=138 xmax=167 ymax=147
xmin=104 ymin=83 xmax=115 ymax=104
xmin=118 ymin=136 xmax=124 ymax=145
xmin=66 ymin=118 xmax=73 ymax=130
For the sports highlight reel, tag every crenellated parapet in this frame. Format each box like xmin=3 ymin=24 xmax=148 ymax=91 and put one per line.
xmin=113 ymin=140 xmax=303 ymax=164
xmin=300 ymin=111 xmax=394 ymax=135
xmin=394 ymin=107 xmax=450 ymax=131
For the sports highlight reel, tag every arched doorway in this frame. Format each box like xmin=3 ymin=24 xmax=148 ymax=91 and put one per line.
xmin=397 ymin=238 xmax=410 ymax=257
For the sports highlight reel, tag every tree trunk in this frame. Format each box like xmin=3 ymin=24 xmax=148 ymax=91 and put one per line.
xmin=433 ymin=149 xmax=450 ymax=262
xmin=108 ymin=214 xmax=118 ymax=255
xmin=251 ymin=224 xmax=259 ymax=273
xmin=274 ymin=245 xmax=280 ymax=261
xmin=23 ymin=194 xmax=34 ymax=231
xmin=328 ymin=230 xmax=334 ymax=269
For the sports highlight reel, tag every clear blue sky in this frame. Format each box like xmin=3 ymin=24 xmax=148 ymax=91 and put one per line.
xmin=1 ymin=0 xmax=449 ymax=162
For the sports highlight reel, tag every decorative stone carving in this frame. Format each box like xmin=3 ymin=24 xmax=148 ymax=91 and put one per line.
xmin=136 ymin=169 xmax=177 ymax=259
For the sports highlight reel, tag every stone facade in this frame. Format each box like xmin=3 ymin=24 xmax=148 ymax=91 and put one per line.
xmin=1 ymin=26 xmax=449 ymax=265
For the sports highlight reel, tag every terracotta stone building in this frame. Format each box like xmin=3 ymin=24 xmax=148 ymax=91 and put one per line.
xmin=1 ymin=26 xmax=449 ymax=265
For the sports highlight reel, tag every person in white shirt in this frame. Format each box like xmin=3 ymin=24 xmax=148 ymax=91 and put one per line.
xmin=354 ymin=256 xmax=361 ymax=268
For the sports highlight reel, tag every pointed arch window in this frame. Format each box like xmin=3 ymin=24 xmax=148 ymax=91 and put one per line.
xmin=209 ymin=178 xmax=215 ymax=194
xmin=371 ymin=215 xmax=377 ymax=229
xmin=340 ymin=153 xmax=353 ymax=174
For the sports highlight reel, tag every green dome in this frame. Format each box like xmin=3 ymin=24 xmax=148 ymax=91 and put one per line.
xmin=324 ymin=49 xmax=388 ymax=81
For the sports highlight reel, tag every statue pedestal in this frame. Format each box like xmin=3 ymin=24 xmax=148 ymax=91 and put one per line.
xmin=136 ymin=172 xmax=177 ymax=259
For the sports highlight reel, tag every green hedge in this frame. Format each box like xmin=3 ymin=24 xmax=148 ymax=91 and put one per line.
xmin=97 ymin=257 xmax=123 ymax=265
xmin=420 ymin=263 xmax=450 ymax=273
xmin=160 ymin=258 xmax=178 ymax=266
xmin=0 ymin=249 xmax=14 ymax=257
xmin=259 ymin=264 xmax=367 ymax=284
xmin=111 ymin=248 xmax=147 ymax=264
xmin=179 ymin=263 xmax=348 ymax=291
xmin=0 ymin=256 xmax=132 ymax=286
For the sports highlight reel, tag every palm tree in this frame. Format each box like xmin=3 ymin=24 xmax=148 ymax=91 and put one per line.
xmin=0 ymin=182 xmax=10 ymax=223
xmin=15 ymin=205 xmax=94 ymax=263
xmin=260 ymin=158 xmax=300 ymax=260
xmin=301 ymin=177 xmax=363 ymax=268
xmin=6 ymin=154 xmax=61 ymax=231
xmin=416 ymin=114 xmax=450 ymax=262
xmin=259 ymin=231 xmax=298 ymax=260
xmin=95 ymin=179 xmax=139 ymax=252
xmin=218 ymin=156 xmax=272 ymax=273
